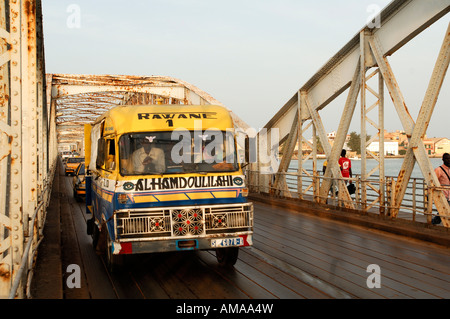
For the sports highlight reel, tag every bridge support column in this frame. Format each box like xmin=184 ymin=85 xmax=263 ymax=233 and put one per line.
xmin=0 ymin=0 xmax=49 ymax=298
xmin=359 ymin=29 xmax=386 ymax=214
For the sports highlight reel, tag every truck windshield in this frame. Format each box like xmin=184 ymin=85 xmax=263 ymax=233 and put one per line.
xmin=67 ymin=157 xmax=84 ymax=163
xmin=118 ymin=131 xmax=239 ymax=175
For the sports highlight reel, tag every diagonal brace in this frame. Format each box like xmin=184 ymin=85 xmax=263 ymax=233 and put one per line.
xmin=369 ymin=27 xmax=450 ymax=226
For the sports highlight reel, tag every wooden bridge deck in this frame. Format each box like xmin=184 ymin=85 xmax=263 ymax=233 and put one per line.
xmin=30 ymin=163 xmax=450 ymax=300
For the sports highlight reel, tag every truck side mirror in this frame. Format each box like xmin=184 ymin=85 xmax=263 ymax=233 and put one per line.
xmin=108 ymin=161 xmax=116 ymax=171
xmin=245 ymin=136 xmax=250 ymax=163
xmin=96 ymin=138 xmax=105 ymax=168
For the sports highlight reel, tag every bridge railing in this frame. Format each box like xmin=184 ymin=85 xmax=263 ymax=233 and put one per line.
xmin=247 ymin=168 xmax=444 ymax=224
xmin=7 ymin=159 xmax=58 ymax=299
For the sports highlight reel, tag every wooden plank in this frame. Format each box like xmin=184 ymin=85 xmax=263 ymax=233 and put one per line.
xmin=237 ymin=248 xmax=330 ymax=299
xmin=30 ymin=169 xmax=63 ymax=299
xmin=256 ymin=215 xmax=450 ymax=294
xmin=255 ymin=203 xmax=450 ymax=276
xmin=254 ymin=202 xmax=450 ymax=298
xmin=198 ymin=250 xmax=281 ymax=299
xmin=59 ymin=177 xmax=90 ymax=299
xmin=165 ymin=251 xmax=248 ymax=299
xmin=123 ymin=256 xmax=170 ymax=299
xmin=255 ymin=202 xmax=450 ymax=267
xmin=142 ymin=252 xmax=198 ymax=299
xmin=69 ymin=193 xmax=118 ymax=299
xmin=255 ymin=221 xmax=448 ymax=298
xmin=252 ymin=233 xmax=390 ymax=298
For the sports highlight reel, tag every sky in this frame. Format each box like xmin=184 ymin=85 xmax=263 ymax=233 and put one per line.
xmin=41 ymin=0 xmax=450 ymax=139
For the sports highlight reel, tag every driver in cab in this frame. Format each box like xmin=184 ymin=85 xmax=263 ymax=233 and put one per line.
xmin=132 ymin=136 xmax=165 ymax=174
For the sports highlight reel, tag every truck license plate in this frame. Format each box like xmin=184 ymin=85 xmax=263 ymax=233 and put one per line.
xmin=211 ymin=237 xmax=243 ymax=248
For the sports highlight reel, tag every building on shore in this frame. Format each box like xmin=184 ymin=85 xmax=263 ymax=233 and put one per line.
xmin=424 ymin=137 xmax=450 ymax=155
xmin=292 ymin=129 xmax=449 ymax=158
xmin=367 ymin=141 xmax=399 ymax=156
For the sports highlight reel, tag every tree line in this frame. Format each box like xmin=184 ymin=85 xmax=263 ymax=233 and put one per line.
xmin=316 ymin=132 xmax=370 ymax=155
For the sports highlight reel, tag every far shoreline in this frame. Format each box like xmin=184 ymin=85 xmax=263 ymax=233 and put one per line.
xmin=292 ymin=154 xmax=444 ymax=160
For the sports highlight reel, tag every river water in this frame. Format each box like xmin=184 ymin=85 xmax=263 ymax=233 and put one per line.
xmin=290 ymin=157 xmax=444 ymax=179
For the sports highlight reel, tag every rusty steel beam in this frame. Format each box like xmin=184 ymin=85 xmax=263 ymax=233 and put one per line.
xmin=369 ymin=29 xmax=450 ymax=224
xmin=318 ymin=62 xmax=361 ymax=207
xmin=0 ymin=0 xmax=52 ymax=299
xmin=381 ymin=23 xmax=450 ymax=223
xmin=256 ymin=0 xmax=449 ymax=225
xmin=51 ymin=74 xmax=249 ymax=146
xmin=273 ymin=109 xmax=299 ymax=196
xmin=358 ymin=29 xmax=386 ymax=214
xmin=264 ymin=0 xmax=449 ymax=141
xmin=6 ymin=0 xmax=26 ymax=298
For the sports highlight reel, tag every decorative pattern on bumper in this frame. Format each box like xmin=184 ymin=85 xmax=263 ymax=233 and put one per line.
xmin=115 ymin=203 xmax=253 ymax=239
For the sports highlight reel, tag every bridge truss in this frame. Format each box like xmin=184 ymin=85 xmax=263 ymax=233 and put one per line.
xmin=0 ymin=0 xmax=449 ymax=299
xmin=50 ymin=73 xmax=248 ymax=150
xmin=253 ymin=0 xmax=449 ymax=225
xmin=0 ymin=0 xmax=49 ymax=299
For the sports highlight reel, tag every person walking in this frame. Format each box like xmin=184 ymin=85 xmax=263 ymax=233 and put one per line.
xmin=338 ymin=149 xmax=352 ymax=184
xmin=433 ymin=153 xmax=450 ymax=225
xmin=339 ymin=149 xmax=355 ymax=196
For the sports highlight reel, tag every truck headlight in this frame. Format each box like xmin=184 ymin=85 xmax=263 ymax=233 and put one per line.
xmin=118 ymin=194 xmax=128 ymax=204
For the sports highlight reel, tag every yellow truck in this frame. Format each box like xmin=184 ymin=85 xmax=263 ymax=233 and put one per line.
xmin=85 ymin=104 xmax=253 ymax=270
xmin=72 ymin=162 xmax=86 ymax=201
xmin=64 ymin=156 xmax=84 ymax=176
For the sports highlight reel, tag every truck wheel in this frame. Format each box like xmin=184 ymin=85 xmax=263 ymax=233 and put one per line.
xmin=105 ymin=231 xmax=124 ymax=273
xmin=216 ymin=247 xmax=239 ymax=266
xmin=90 ymin=219 xmax=99 ymax=247
xmin=73 ymin=189 xmax=79 ymax=201
xmin=93 ymin=222 xmax=106 ymax=254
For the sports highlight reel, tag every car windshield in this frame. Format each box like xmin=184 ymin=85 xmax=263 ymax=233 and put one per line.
xmin=119 ymin=131 xmax=239 ymax=175
xmin=77 ymin=163 xmax=85 ymax=175
xmin=67 ymin=157 xmax=84 ymax=163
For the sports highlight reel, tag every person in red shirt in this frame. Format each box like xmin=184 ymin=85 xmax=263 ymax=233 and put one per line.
xmin=338 ymin=149 xmax=352 ymax=183
xmin=433 ymin=153 xmax=450 ymax=225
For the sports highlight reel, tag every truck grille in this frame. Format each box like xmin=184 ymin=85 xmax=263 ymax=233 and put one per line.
xmin=115 ymin=203 xmax=253 ymax=238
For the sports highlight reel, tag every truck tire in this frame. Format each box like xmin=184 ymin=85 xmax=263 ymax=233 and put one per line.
xmin=73 ymin=189 xmax=79 ymax=201
xmin=216 ymin=247 xmax=239 ymax=266
xmin=105 ymin=230 xmax=124 ymax=273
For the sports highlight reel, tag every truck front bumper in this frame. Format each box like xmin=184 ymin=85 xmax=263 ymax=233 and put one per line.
xmin=111 ymin=203 xmax=254 ymax=255
xmin=111 ymin=233 xmax=253 ymax=255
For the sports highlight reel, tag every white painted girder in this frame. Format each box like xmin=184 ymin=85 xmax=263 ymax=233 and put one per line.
xmin=264 ymin=0 xmax=449 ymax=137
xmin=258 ymin=0 xmax=449 ymax=222
xmin=52 ymin=74 xmax=250 ymax=147
xmin=52 ymin=84 xmax=186 ymax=100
